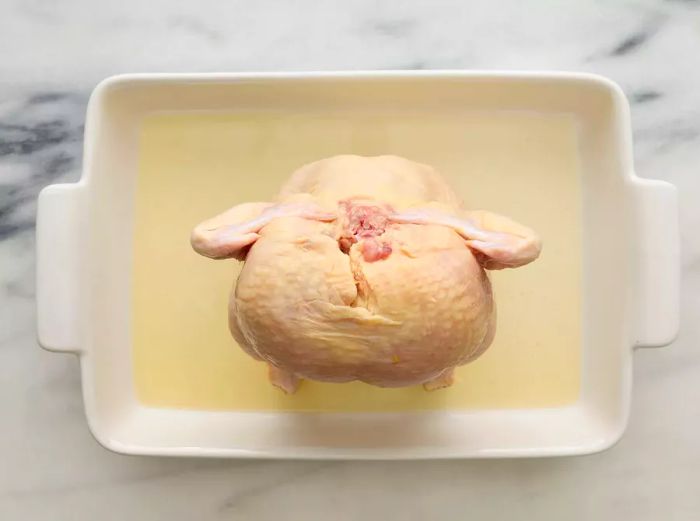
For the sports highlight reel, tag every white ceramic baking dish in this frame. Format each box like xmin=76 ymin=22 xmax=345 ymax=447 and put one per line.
xmin=36 ymin=71 xmax=679 ymax=459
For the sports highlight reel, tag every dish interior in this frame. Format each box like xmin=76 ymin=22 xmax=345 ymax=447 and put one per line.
xmin=133 ymin=109 xmax=582 ymax=412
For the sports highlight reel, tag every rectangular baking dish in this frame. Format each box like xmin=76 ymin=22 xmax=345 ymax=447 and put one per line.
xmin=36 ymin=71 xmax=679 ymax=459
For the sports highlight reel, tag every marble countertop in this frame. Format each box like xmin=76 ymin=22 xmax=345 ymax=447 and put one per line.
xmin=1 ymin=0 xmax=699 ymax=519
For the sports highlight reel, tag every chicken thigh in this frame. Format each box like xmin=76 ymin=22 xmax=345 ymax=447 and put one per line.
xmin=191 ymin=155 xmax=541 ymax=393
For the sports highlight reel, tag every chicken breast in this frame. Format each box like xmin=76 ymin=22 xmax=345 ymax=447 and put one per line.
xmin=191 ymin=155 xmax=541 ymax=393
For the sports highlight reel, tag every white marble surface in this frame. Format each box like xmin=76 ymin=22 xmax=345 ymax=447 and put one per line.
xmin=1 ymin=0 xmax=699 ymax=519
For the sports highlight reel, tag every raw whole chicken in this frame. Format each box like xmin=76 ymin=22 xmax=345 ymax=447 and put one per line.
xmin=191 ymin=155 xmax=541 ymax=393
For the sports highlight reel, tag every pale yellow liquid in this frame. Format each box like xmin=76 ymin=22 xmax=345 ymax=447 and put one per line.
xmin=133 ymin=110 xmax=582 ymax=412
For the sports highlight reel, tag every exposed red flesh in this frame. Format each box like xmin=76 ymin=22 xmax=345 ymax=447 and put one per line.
xmin=338 ymin=200 xmax=393 ymax=262
xmin=361 ymin=238 xmax=393 ymax=262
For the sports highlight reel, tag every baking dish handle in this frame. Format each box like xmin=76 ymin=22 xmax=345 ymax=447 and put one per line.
xmin=36 ymin=183 xmax=84 ymax=354
xmin=631 ymin=178 xmax=680 ymax=348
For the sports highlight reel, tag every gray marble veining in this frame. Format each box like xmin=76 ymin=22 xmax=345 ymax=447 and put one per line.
xmin=1 ymin=0 xmax=699 ymax=519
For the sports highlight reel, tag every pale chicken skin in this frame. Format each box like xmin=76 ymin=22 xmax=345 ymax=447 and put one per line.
xmin=191 ymin=155 xmax=541 ymax=393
